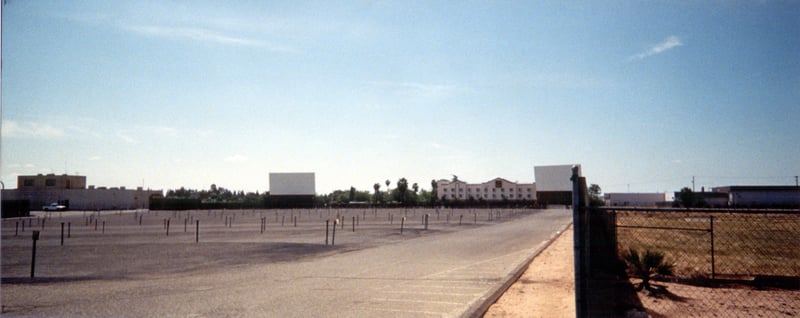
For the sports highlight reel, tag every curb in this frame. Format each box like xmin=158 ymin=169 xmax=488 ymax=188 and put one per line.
xmin=467 ymin=222 xmax=574 ymax=318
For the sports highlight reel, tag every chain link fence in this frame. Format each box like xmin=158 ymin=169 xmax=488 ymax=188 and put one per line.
xmin=597 ymin=207 xmax=800 ymax=317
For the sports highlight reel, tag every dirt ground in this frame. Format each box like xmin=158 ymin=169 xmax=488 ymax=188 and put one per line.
xmin=483 ymin=223 xmax=800 ymax=317
xmin=633 ymin=280 xmax=800 ymax=317
xmin=484 ymin=225 xmax=575 ymax=317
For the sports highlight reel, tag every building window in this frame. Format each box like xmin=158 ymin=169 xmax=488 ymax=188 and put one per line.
xmin=45 ymin=179 xmax=57 ymax=187
xmin=23 ymin=179 xmax=35 ymax=187
xmin=495 ymin=180 xmax=502 ymax=188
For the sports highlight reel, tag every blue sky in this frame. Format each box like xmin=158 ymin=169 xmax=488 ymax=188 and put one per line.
xmin=2 ymin=1 xmax=799 ymax=194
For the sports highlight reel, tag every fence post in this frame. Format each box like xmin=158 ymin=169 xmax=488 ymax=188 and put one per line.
xmin=571 ymin=165 xmax=587 ymax=318
xmin=196 ymin=220 xmax=199 ymax=243
xmin=710 ymin=215 xmax=715 ymax=280
xmin=31 ymin=231 xmax=40 ymax=278
xmin=332 ymin=219 xmax=338 ymax=246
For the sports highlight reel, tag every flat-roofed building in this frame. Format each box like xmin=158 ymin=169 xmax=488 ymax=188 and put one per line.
xmin=3 ymin=174 xmax=161 ymax=211
xmin=18 ymin=174 xmax=86 ymax=190
xmin=604 ymin=192 xmax=674 ymax=207
xmin=712 ymin=185 xmax=800 ymax=208
xmin=436 ymin=177 xmax=535 ymax=202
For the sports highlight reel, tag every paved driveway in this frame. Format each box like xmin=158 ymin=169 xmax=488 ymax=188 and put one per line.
xmin=1 ymin=208 xmax=571 ymax=317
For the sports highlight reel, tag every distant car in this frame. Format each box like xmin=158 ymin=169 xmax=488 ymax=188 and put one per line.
xmin=43 ymin=203 xmax=67 ymax=211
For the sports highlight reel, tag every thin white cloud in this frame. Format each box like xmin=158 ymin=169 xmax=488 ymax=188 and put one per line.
xmin=89 ymin=156 xmax=103 ymax=161
xmin=122 ymin=24 xmax=297 ymax=52
xmin=117 ymin=131 xmax=138 ymax=144
xmin=224 ymin=154 xmax=249 ymax=162
xmin=629 ymin=35 xmax=684 ymax=61
xmin=2 ymin=120 xmax=66 ymax=139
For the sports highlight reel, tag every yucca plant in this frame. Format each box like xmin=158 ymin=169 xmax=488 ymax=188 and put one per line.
xmin=623 ymin=248 xmax=675 ymax=291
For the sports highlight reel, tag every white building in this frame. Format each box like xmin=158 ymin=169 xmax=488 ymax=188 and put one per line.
xmin=436 ymin=177 xmax=536 ymax=202
xmin=534 ymin=164 xmax=581 ymax=205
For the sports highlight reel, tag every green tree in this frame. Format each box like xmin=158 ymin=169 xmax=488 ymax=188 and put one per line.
xmin=675 ymin=187 xmax=706 ymax=207
xmin=349 ymin=186 xmax=356 ymax=202
xmin=397 ymin=178 xmax=409 ymax=205
xmin=589 ymin=183 xmax=605 ymax=207
xmin=412 ymin=182 xmax=419 ymax=194
xmin=430 ymin=179 xmax=438 ymax=204
xmin=417 ymin=189 xmax=432 ymax=206
xmin=373 ymin=183 xmax=381 ymax=204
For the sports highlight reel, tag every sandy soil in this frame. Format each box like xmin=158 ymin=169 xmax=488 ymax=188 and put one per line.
xmin=484 ymin=224 xmax=800 ymax=318
xmin=634 ymin=280 xmax=800 ymax=317
xmin=484 ymin=225 xmax=575 ymax=317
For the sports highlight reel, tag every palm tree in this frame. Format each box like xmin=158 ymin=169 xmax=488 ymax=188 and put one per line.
xmin=431 ymin=179 xmax=438 ymax=204
xmin=397 ymin=178 xmax=409 ymax=205
xmin=373 ymin=183 xmax=381 ymax=204
xmin=623 ymin=248 xmax=674 ymax=291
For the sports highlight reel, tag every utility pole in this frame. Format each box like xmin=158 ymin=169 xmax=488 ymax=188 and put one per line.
xmin=795 ymin=176 xmax=798 ymax=187
xmin=692 ymin=176 xmax=695 ymax=192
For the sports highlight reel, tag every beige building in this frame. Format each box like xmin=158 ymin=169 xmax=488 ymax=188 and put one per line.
xmin=436 ymin=177 xmax=536 ymax=201
xmin=4 ymin=174 xmax=162 ymax=210
xmin=18 ymin=174 xmax=87 ymax=190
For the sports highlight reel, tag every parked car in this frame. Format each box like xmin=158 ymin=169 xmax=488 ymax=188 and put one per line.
xmin=43 ymin=203 xmax=67 ymax=211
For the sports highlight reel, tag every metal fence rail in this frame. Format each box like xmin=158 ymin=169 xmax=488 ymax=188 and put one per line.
xmin=584 ymin=206 xmax=800 ymax=317
xmin=608 ymin=207 xmax=800 ymax=281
